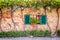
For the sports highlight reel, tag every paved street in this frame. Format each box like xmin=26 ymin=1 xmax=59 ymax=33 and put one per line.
xmin=0 ymin=37 xmax=60 ymax=40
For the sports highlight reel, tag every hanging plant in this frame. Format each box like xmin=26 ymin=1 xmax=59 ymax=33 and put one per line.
xmin=16 ymin=0 xmax=21 ymax=6
xmin=29 ymin=17 xmax=40 ymax=24
xmin=34 ymin=0 xmax=42 ymax=10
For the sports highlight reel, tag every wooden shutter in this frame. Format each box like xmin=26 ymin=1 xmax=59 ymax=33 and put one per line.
xmin=24 ymin=14 xmax=30 ymax=24
xmin=40 ymin=14 xmax=46 ymax=24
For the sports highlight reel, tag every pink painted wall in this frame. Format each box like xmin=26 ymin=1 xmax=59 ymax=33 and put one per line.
xmin=0 ymin=7 xmax=60 ymax=33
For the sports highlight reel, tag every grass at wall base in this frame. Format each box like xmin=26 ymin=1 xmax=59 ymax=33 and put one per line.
xmin=0 ymin=30 xmax=51 ymax=37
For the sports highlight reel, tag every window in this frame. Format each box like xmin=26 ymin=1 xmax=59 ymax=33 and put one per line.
xmin=24 ymin=14 xmax=46 ymax=25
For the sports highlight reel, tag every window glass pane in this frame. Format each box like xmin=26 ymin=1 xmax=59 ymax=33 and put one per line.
xmin=36 ymin=15 xmax=40 ymax=24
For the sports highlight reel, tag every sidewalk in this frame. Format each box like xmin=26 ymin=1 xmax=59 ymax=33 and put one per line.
xmin=0 ymin=37 xmax=60 ymax=40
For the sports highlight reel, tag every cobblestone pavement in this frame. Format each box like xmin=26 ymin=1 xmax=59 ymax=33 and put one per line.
xmin=0 ymin=37 xmax=60 ymax=40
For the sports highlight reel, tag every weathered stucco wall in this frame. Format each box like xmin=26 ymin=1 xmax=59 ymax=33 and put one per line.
xmin=0 ymin=7 xmax=60 ymax=32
